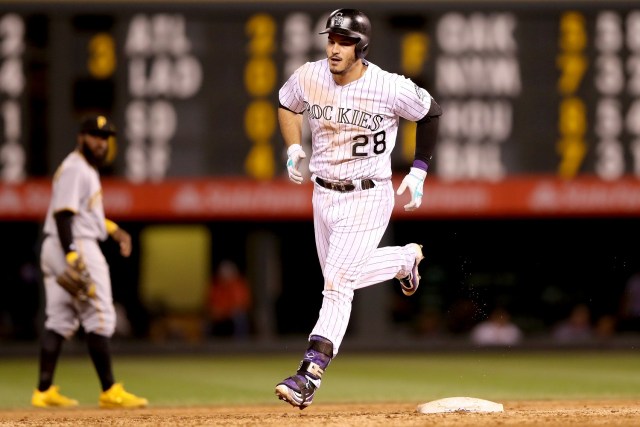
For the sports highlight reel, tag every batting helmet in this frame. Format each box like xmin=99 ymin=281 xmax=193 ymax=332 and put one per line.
xmin=319 ymin=9 xmax=371 ymax=59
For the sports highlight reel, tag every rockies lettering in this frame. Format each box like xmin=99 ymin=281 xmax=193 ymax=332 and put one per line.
xmin=304 ymin=102 xmax=384 ymax=131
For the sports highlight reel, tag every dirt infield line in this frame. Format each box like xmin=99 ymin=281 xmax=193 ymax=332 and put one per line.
xmin=1 ymin=400 xmax=639 ymax=426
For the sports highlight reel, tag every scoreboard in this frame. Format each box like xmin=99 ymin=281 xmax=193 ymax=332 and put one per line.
xmin=1 ymin=0 xmax=640 ymax=220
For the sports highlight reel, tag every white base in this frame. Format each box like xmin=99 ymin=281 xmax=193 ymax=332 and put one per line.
xmin=417 ymin=396 xmax=504 ymax=414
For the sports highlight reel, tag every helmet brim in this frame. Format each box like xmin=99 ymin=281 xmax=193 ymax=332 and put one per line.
xmin=319 ymin=27 xmax=361 ymax=42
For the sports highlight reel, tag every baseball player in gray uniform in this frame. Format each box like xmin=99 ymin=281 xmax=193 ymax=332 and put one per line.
xmin=32 ymin=115 xmax=148 ymax=408
xmin=275 ymin=9 xmax=442 ymax=409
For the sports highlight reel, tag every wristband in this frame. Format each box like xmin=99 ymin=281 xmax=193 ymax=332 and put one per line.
xmin=105 ymin=219 xmax=119 ymax=234
xmin=65 ymin=251 xmax=79 ymax=264
xmin=412 ymin=159 xmax=429 ymax=172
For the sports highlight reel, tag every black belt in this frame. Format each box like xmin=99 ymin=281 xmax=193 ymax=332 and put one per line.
xmin=315 ymin=177 xmax=375 ymax=192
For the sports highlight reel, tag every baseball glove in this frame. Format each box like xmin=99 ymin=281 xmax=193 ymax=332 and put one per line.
xmin=56 ymin=257 xmax=96 ymax=301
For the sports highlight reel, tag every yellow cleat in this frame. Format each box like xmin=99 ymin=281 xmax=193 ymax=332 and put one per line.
xmin=32 ymin=385 xmax=79 ymax=408
xmin=99 ymin=383 xmax=148 ymax=409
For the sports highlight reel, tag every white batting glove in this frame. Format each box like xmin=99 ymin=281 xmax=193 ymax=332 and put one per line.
xmin=396 ymin=167 xmax=427 ymax=211
xmin=286 ymin=144 xmax=306 ymax=184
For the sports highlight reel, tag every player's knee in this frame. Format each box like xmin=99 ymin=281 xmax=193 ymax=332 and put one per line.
xmin=44 ymin=322 xmax=79 ymax=339
xmin=84 ymin=324 xmax=115 ymax=338
xmin=322 ymin=286 xmax=355 ymax=302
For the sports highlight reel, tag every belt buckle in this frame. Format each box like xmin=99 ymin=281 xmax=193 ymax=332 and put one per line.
xmin=338 ymin=181 xmax=355 ymax=192
xmin=319 ymin=177 xmax=354 ymax=192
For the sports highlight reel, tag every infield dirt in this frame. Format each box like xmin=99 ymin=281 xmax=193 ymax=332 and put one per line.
xmin=1 ymin=400 xmax=639 ymax=426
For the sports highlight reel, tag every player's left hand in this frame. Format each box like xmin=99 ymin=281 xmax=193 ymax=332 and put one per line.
xmin=397 ymin=167 xmax=427 ymax=211
xmin=56 ymin=252 xmax=96 ymax=301
xmin=111 ymin=227 xmax=132 ymax=258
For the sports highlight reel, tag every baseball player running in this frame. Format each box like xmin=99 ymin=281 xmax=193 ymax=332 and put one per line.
xmin=275 ymin=8 xmax=442 ymax=409
xmin=32 ymin=115 xmax=148 ymax=408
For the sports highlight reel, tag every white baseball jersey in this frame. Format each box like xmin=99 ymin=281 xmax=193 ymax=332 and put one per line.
xmin=279 ymin=59 xmax=432 ymax=181
xmin=43 ymin=151 xmax=108 ymax=240
xmin=41 ymin=150 xmax=115 ymax=338
xmin=279 ymin=59 xmax=432 ymax=355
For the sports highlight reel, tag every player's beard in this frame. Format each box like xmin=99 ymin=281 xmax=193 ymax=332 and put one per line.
xmin=328 ymin=54 xmax=358 ymax=76
xmin=81 ymin=141 xmax=107 ymax=168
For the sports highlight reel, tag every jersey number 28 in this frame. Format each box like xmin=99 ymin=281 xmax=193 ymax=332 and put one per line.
xmin=352 ymin=130 xmax=386 ymax=157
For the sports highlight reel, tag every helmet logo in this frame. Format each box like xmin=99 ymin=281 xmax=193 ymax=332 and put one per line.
xmin=333 ymin=12 xmax=344 ymax=27
xmin=97 ymin=116 xmax=107 ymax=129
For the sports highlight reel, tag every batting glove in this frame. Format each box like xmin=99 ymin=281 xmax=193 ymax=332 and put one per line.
xmin=286 ymin=144 xmax=306 ymax=184
xmin=397 ymin=167 xmax=427 ymax=211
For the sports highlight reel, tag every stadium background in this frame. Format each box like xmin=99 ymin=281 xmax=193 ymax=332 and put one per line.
xmin=0 ymin=0 xmax=639 ymax=353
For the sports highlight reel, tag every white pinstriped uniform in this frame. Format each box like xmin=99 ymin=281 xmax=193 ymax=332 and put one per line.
xmin=41 ymin=151 xmax=115 ymax=338
xmin=279 ymin=59 xmax=432 ymax=354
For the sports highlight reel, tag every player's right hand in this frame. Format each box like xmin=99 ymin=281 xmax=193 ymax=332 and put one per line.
xmin=286 ymin=144 xmax=306 ymax=184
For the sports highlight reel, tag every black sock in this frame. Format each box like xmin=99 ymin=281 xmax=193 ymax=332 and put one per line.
xmin=86 ymin=332 xmax=115 ymax=391
xmin=37 ymin=329 xmax=64 ymax=392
